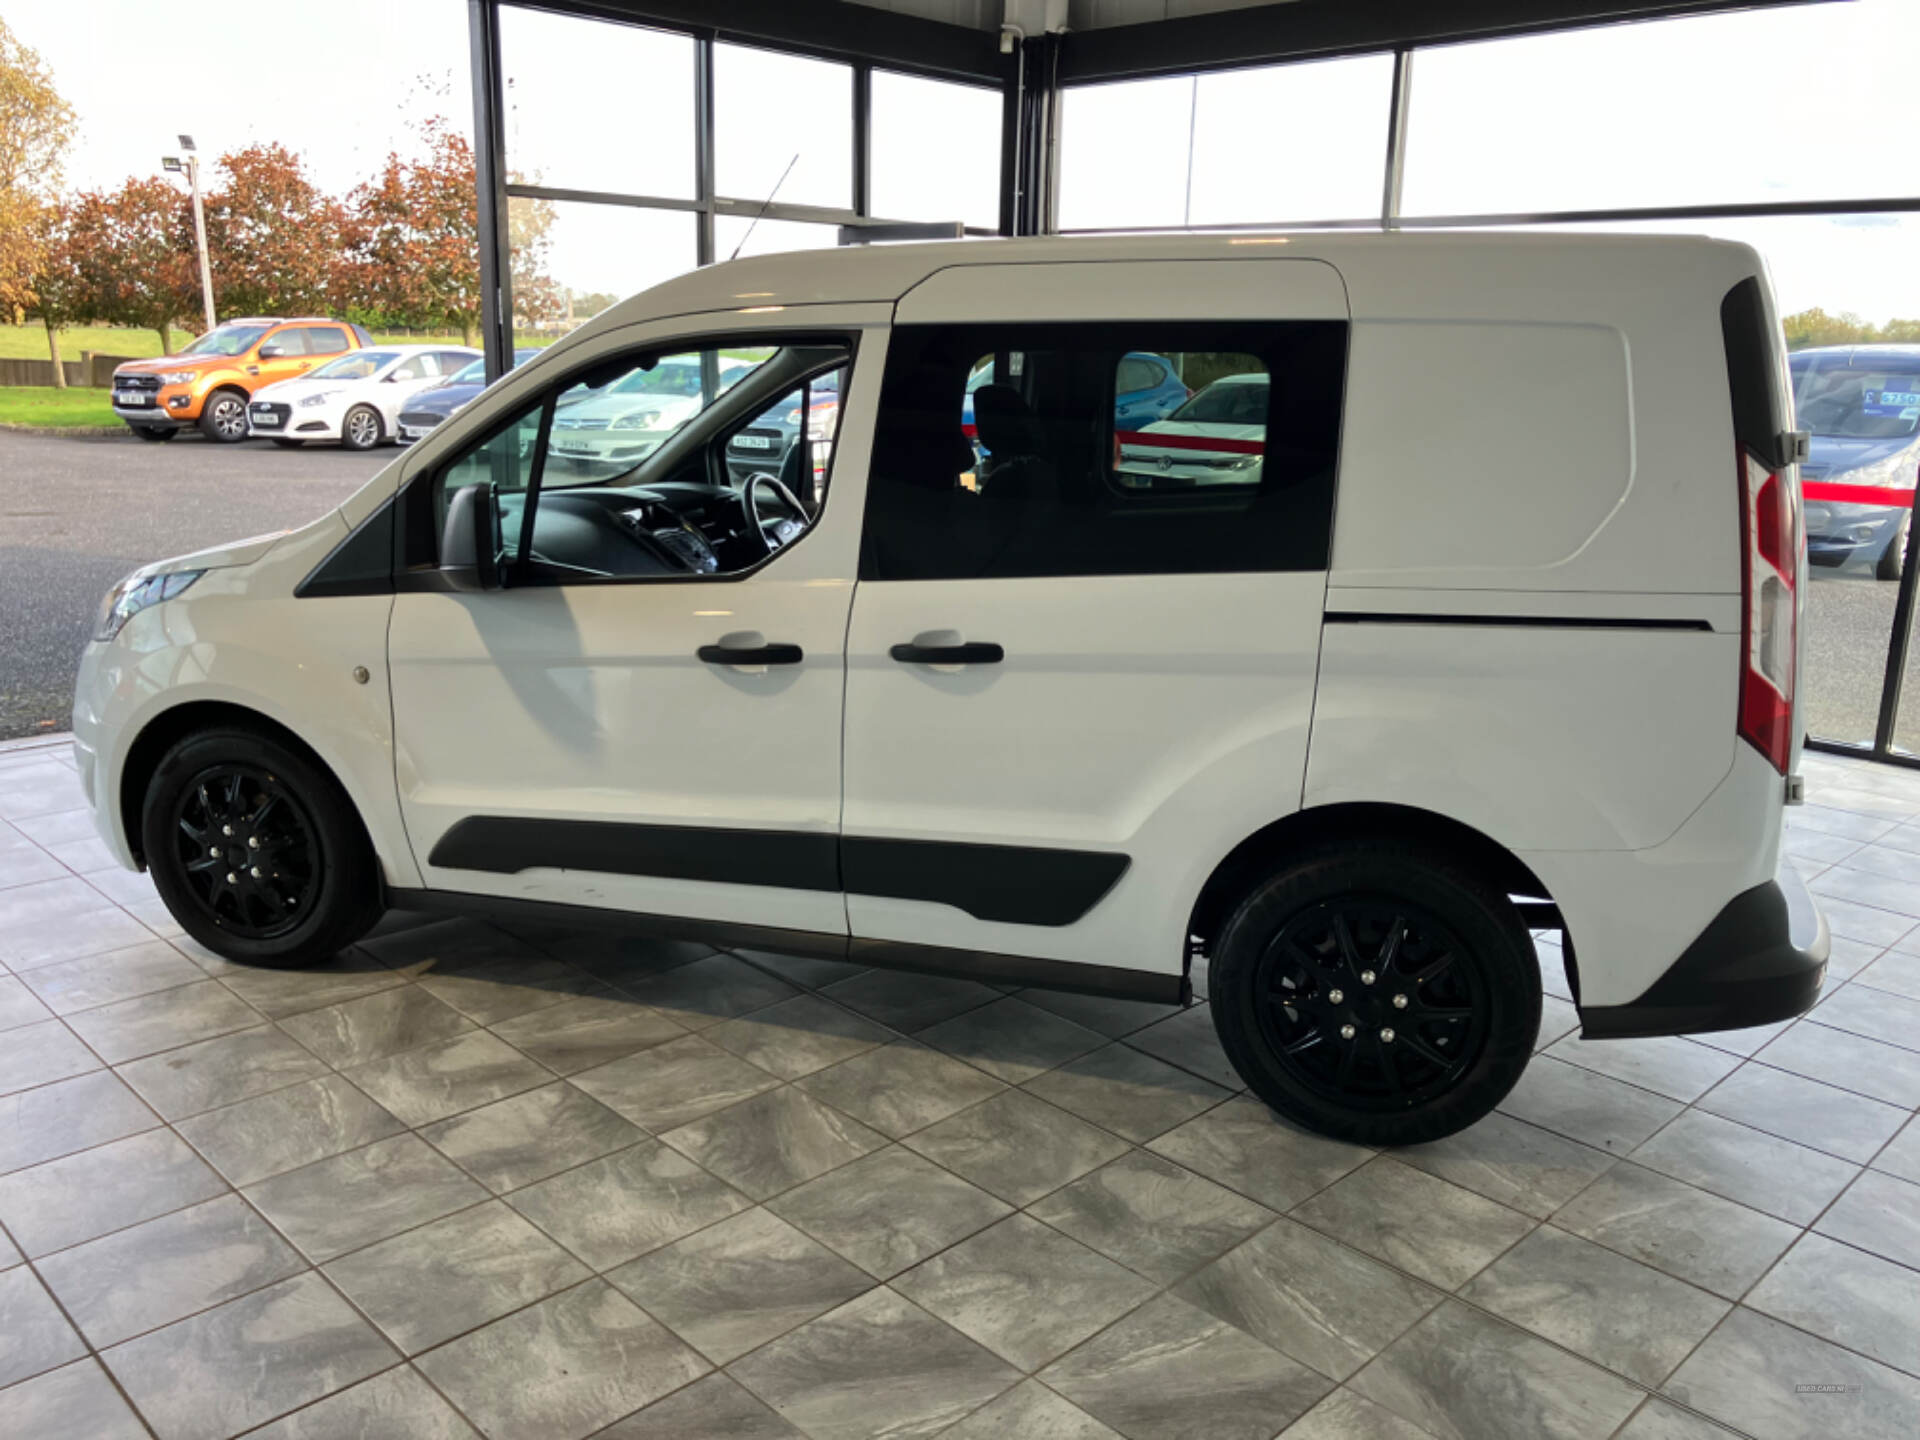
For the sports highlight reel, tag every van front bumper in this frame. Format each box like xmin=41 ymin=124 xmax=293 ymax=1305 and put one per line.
xmin=1578 ymin=861 xmax=1828 ymax=1039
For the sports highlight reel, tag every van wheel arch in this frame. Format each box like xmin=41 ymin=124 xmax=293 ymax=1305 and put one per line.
xmin=1186 ymin=803 xmax=1576 ymax=1000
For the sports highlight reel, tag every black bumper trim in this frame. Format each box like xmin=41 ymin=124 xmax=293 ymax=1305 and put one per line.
xmin=1578 ymin=867 xmax=1829 ymax=1040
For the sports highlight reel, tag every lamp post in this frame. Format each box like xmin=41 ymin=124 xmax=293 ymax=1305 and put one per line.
xmin=162 ymin=134 xmax=216 ymax=334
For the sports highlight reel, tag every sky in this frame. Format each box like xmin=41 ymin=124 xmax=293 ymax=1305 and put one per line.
xmin=8 ymin=0 xmax=1918 ymax=323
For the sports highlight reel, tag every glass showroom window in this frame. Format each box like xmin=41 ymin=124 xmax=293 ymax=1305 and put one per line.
xmin=870 ymin=70 xmax=1003 ymax=231
xmin=1058 ymin=54 xmax=1393 ymax=231
xmin=1401 ymin=0 xmax=1920 ymax=217
xmin=509 ymin=199 xmax=698 ymax=331
xmin=715 ymin=43 xmax=854 ymax=211
xmin=714 ymin=215 xmax=841 ymax=261
xmin=500 ymin=6 xmax=695 ymax=199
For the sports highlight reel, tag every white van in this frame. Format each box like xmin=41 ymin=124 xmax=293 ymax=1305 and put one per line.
xmin=71 ymin=233 xmax=1828 ymax=1144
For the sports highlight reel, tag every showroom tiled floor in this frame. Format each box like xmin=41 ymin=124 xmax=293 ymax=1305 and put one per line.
xmin=3 ymin=733 xmax=1920 ymax=1440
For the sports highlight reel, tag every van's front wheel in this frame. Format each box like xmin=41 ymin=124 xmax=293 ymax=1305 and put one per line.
xmin=1209 ymin=843 xmax=1539 ymax=1146
xmin=141 ymin=727 xmax=382 ymax=969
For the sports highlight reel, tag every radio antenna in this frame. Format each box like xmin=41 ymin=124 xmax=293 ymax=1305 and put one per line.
xmin=729 ymin=153 xmax=800 ymax=262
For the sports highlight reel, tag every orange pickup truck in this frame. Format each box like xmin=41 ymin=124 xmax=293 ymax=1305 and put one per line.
xmin=110 ymin=317 xmax=375 ymax=443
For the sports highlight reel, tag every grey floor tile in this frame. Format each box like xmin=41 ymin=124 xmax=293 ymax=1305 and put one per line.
xmin=414 ymin=1279 xmax=709 ymax=1440
xmin=1124 ymin=1004 xmax=1243 ymax=1091
xmin=1542 ymin=1035 xmax=1740 ymax=1104
xmin=417 ymin=953 xmax=602 ymax=1028
xmin=1784 ymin=826 xmax=1867 ymax=866
xmin=1175 ymin=1215 xmax=1442 ymax=1382
xmin=1611 ymin=1397 xmax=1745 ymax=1440
xmin=0 ymin=768 xmax=84 ymax=823
xmin=0 ymin=1359 xmax=148 ymax=1440
xmin=0 ymin=1265 xmax=87 ymax=1386
xmin=1458 ymin=1225 xmax=1729 ymax=1387
xmin=244 ymin=1134 xmax=488 ymax=1263
xmin=278 ymin=985 xmax=474 ymax=1068
xmin=422 ymin=1081 xmax=643 ymax=1193
xmin=615 ymin=953 xmax=801 ymax=1030
xmin=1350 ymin=1299 xmax=1642 ymax=1440
xmin=918 ymin=996 xmax=1106 ymax=1086
xmin=1748 ymin=1232 xmax=1920 ymax=1378
xmin=1872 ymin=1115 xmax=1920 ymax=1184
xmin=1537 ymin=995 xmax=1581 ymax=1051
xmin=905 ymin=1090 xmax=1129 ymax=1206
xmin=598 ymin=1371 xmax=804 ymax=1439
xmin=1630 ymin=1108 xmax=1860 ymax=1225
xmin=1808 ymin=894 xmax=1918 ymax=949
xmin=1810 ymin=865 xmax=1920 ymax=920
xmin=1856 ymin=946 xmax=1920 ymax=1001
xmin=707 ymin=993 xmax=892 ymax=1080
xmin=661 ymin=1085 xmax=884 ymax=1201
xmin=1498 ymin=1055 xmax=1685 ymax=1154
xmin=345 ymin=1029 xmax=551 ymax=1128
xmin=176 ymin=1073 xmax=405 ymax=1186
xmin=795 ymin=1040 xmax=1005 ymax=1139
xmin=1814 ymin=1169 xmax=1920 ymax=1270
xmin=1550 ymin=1161 xmax=1800 ymax=1299
xmin=528 ymin=930 xmax=714 ymax=988
xmin=0 ymin=1229 xmax=17 ymax=1270
xmin=0 ymin=973 xmax=52 ymax=1032
xmin=2 ymin=899 xmax=154 ymax=971
xmin=1396 ymin=1112 xmax=1616 ymax=1220
xmin=1020 ymin=987 xmax=1176 ymax=1039
xmin=38 ymin=1193 xmax=304 ymax=1348
xmin=1291 ymin=1158 xmax=1536 ymax=1292
xmin=731 ymin=1286 xmax=1021 ymax=1440
xmin=1024 ymin=1041 xmax=1232 ymax=1144
xmin=1031 ymin=1149 xmax=1275 ymax=1285
xmin=1663 ymin=1306 xmax=1920 ymax=1440
xmin=240 ymin=1365 xmax=480 ymax=1439
xmin=101 ymin=1272 xmax=396 ymax=1440
xmin=1278 ymin=1388 xmax=1436 ymax=1440
xmin=1695 ymin=1062 xmax=1909 ymax=1163
xmin=821 ymin=968 xmax=1000 ymax=1032
xmin=62 ymin=979 xmax=263 ymax=1064
xmin=1040 ymin=1292 xmax=1331 ymax=1440
xmin=609 ymin=1206 xmax=872 ymax=1365
xmin=1818 ymin=934 xmax=1887 ymax=981
xmin=324 ymin=1200 xmax=590 ymax=1354
xmin=115 ymin=1024 xmax=330 ymax=1121
xmin=0 ymin=1129 xmax=224 ymax=1258
xmin=731 ymin=947 xmax=870 ymax=991
xmin=489 ymin=992 xmax=685 ymax=1075
xmin=0 ymin=1018 xmax=99 ymax=1095
xmin=18 ymin=941 xmax=202 ymax=1015
xmin=769 ymin=1145 xmax=1012 ymax=1278
xmin=1812 ymin=982 xmax=1920 ymax=1053
xmin=506 ymin=1139 xmax=750 ymax=1272
xmin=1756 ymin=1019 xmax=1920 ymax=1107
xmin=209 ymin=949 xmax=405 ymax=1021
xmin=1148 ymin=1096 xmax=1373 ymax=1212
xmin=895 ymin=1213 xmax=1156 ymax=1371
xmin=358 ymin=916 xmax=540 ymax=974
xmin=934 ymin=1378 xmax=1122 ymax=1438
xmin=0 ymin=1069 xmax=157 ymax=1175
xmin=571 ymin=1034 xmax=780 ymax=1134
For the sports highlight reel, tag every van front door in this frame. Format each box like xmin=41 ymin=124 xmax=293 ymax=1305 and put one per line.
xmin=387 ymin=328 xmax=865 ymax=938
xmin=840 ymin=261 xmax=1351 ymax=985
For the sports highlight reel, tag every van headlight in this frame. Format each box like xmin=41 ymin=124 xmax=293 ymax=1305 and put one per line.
xmin=96 ymin=570 xmax=203 ymax=641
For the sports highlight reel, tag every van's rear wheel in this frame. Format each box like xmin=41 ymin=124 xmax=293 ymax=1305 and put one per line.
xmin=1209 ymin=842 xmax=1539 ymax=1145
xmin=141 ymin=727 xmax=381 ymax=969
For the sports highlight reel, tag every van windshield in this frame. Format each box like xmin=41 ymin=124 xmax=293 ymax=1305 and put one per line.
xmin=1792 ymin=357 xmax=1920 ymax=440
xmin=180 ymin=326 xmax=270 ymax=357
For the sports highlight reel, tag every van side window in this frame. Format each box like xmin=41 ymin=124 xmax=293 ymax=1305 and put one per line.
xmin=861 ymin=321 xmax=1347 ymax=581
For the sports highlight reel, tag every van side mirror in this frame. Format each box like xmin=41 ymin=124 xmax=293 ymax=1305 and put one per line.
xmin=257 ymin=344 xmax=285 ymax=359
xmin=440 ymin=482 xmax=503 ymax=592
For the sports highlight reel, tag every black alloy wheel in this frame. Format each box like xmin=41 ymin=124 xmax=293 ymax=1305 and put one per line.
xmin=170 ymin=765 xmax=320 ymax=939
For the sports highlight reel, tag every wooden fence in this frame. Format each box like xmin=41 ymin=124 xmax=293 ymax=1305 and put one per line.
xmin=0 ymin=354 xmax=142 ymax=388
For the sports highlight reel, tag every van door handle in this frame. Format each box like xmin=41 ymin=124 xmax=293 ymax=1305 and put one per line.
xmin=699 ymin=642 xmax=803 ymax=666
xmin=890 ymin=641 xmax=1004 ymax=665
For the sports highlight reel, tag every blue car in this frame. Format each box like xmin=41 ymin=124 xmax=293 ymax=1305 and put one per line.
xmin=396 ymin=347 xmax=546 ymax=445
xmin=961 ymin=349 xmax=1189 ymax=444
xmin=1792 ymin=345 xmax=1920 ymax=581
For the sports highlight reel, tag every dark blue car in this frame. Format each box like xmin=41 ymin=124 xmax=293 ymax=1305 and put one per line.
xmin=1792 ymin=345 xmax=1920 ymax=581
xmin=961 ymin=349 xmax=1189 ymax=442
xmin=396 ymin=347 xmax=546 ymax=445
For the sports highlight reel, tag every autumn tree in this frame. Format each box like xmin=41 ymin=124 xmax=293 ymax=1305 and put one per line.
xmin=340 ymin=118 xmax=482 ymax=341
xmin=23 ymin=199 xmax=86 ymax=385
xmin=508 ymin=187 xmax=565 ymax=330
xmin=202 ymin=142 xmax=343 ymax=318
xmin=80 ymin=178 xmax=199 ymax=354
xmin=0 ymin=16 xmax=76 ymax=331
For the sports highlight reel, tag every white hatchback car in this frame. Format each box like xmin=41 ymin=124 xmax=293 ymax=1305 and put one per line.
xmin=248 ymin=346 xmax=480 ymax=450
xmin=73 ymin=233 xmax=1828 ymax=1144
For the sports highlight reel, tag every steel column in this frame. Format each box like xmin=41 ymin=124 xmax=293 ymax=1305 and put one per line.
xmin=468 ymin=0 xmax=514 ymax=382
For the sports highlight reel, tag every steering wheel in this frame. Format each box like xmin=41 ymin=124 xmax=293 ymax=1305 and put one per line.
xmin=741 ymin=472 xmax=809 ymax=557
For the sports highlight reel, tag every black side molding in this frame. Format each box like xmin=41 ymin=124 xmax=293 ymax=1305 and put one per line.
xmin=842 ymin=836 xmax=1128 ymax=927
xmin=1324 ymin=612 xmax=1713 ymax=633
xmin=1579 ymin=869 xmax=1829 ymax=1040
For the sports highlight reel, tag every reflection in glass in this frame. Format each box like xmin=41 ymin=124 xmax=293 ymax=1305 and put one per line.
xmin=715 ymin=44 xmax=853 ymax=210
xmin=715 ymin=215 xmax=841 ymax=261
xmin=508 ymin=199 xmax=697 ymax=335
xmin=871 ymin=71 xmax=1002 ymax=230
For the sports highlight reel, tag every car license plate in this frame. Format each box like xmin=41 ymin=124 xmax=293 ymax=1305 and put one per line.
xmin=115 ymin=390 xmax=149 ymax=407
xmin=734 ymin=434 xmax=773 ymax=450
xmin=251 ymin=411 xmax=280 ymax=427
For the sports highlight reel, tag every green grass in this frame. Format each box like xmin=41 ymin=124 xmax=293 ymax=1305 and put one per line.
xmin=0 ymin=324 xmax=492 ymax=364
xmin=0 ymin=386 xmax=118 ymax=427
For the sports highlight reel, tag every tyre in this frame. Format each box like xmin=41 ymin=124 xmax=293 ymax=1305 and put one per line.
xmin=1208 ymin=840 xmax=1540 ymax=1145
xmin=132 ymin=426 xmax=174 ymax=442
xmin=1877 ymin=514 xmax=1909 ymax=582
xmin=270 ymin=438 xmax=304 ymax=449
xmin=198 ymin=390 xmax=250 ymax=443
xmin=341 ymin=404 xmax=383 ymax=451
xmin=140 ymin=725 xmax=382 ymax=969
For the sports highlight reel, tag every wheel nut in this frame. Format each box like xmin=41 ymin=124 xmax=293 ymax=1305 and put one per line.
xmin=225 ymin=871 xmax=237 ymax=884
xmin=1359 ymin=969 xmax=1377 ymax=985
xmin=1380 ymin=1026 xmax=1396 ymax=1043
xmin=248 ymin=836 xmax=259 ymax=849
xmin=250 ymin=867 xmax=262 ymax=879
xmin=1328 ymin=988 xmax=1345 ymax=1004
xmin=1339 ymin=1023 xmax=1356 ymax=1040
xmin=209 ymin=845 xmax=220 ymax=856
xmin=1392 ymin=993 xmax=1409 ymax=1009
xmin=222 ymin=824 xmax=233 ymax=837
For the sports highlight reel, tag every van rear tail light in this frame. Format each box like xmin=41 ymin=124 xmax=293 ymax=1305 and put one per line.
xmin=1737 ymin=449 xmax=1797 ymax=773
